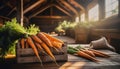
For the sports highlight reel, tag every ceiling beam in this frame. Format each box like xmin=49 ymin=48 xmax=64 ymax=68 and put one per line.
xmin=56 ymin=0 xmax=71 ymax=12
xmin=0 ymin=16 xmax=11 ymax=20
xmin=7 ymin=0 xmax=46 ymax=16
xmin=29 ymin=4 xmax=53 ymax=19
xmin=7 ymin=7 xmax=16 ymax=16
xmin=29 ymin=3 xmax=72 ymax=19
xmin=33 ymin=16 xmax=69 ymax=19
xmin=53 ymin=4 xmax=72 ymax=17
xmin=68 ymin=0 xmax=85 ymax=12
xmin=24 ymin=0 xmax=46 ymax=14
xmin=59 ymin=0 xmax=78 ymax=15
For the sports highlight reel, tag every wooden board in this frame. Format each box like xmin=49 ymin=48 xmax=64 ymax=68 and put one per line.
xmin=1 ymin=49 xmax=120 ymax=69
xmin=16 ymin=42 xmax=68 ymax=63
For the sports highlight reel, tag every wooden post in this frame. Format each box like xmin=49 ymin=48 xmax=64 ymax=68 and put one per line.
xmin=118 ymin=0 xmax=120 ymax=17
xmin=79 ymin=13 xmax=81 ymax=22
xmin=16 ymin=0 xmax=23 ymax=26
xmin=98 ymin=0 xmax=105 ymax=20
xmin=85 ymin=7 xmax=88 ymax=21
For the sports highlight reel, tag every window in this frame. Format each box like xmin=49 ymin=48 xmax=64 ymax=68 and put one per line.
xmin=105 ymin=0 xmax=118 ymax=18
xmin=75 ymin=16 xmax=79 ymax=22
xmin=81 ymin=13 xmax=85 ymax=22
xmin=88 ymin=4 xmax=99 ymax=21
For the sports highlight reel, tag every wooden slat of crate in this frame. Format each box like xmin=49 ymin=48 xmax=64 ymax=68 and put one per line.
xmin=17 ymin=54 xmax=67 ymax=63
xmin=17 ymin=46 xmax=66 ymax=56
xmin=16 ymin=42 xmax=68 ymax=63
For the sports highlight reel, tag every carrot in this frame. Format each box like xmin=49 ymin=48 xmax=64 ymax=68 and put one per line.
xmin=76 ymin=51 xmax=99 ymax=62
xmin=80 ymin=49 xmax=95 ymax=57
xmin=40 ymin=41 xmax=58 ymax=66
xmin=34 ymin=42 xmax=46 ymax=54
xmin=31 ymin=35 xmax=42 ymax=44
xmin=89 ymin=49 xmax=110 ymax=58
xmin=20 ymin=38 xmax=25 ymax=49
xmin=52 ymin=41 xmax=63 ymax=49
xmin=41 ymin=42 xmax=55 ymax=60
xmin=52 ymin=41 xmax=63 ymax=52
xmin=42 ymin=32 xmax=64 ymax=44
xmin=34 ymin=42 xmax=43 ymax=51
xmin=26 ymin=37 xmax=42 ymax=65
xmin=37 ymin=32 xmax=53 ymax=47
xmin=25 ymin=39 xmax=29 ymax=48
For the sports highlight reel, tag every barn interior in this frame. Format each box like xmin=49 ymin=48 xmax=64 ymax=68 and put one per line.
xmin=0 ymin=0 xmax=120 ymax=69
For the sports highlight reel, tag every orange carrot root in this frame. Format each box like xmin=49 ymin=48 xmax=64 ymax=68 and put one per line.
xmin=89 ymin=49 xmax=110 ymax=58
xmin=37 ymin=32 xmax=53 ymax=47
xmin=20 ymin=38 xmax=25 ymax=49
xmin=26 ymin=36 xmax=43 ymax=65
xmin=77 ymin=51 xmax=99 ymax=62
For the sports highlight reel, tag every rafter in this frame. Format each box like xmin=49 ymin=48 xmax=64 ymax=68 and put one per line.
xmin=0 ymin=16 xmax=11 ymax=20
xmin=7 ymin=7 xmax=16 ymax=16
xmin=29 ymin=4 xmax=53 ymax=19
xmin=29 ymin=3 xmax=72 ymax=19
xmin=24 ymin=0 xmax=46 ymax=14
xmin=33 ymin=16 xmax=69 ymax=19
xmin=68 ymin=0 xmax=85 ymax=11
xmin=53 ymin=4 xmax=72 ymax=17
xmin=56 ymin=0 xmax=71 ymax=12
xmin=59 ymin=0 xmax=78 ymax=15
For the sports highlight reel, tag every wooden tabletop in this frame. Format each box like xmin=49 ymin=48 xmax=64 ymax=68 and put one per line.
xmin=0 ymin=50 xmax=120 ymax=69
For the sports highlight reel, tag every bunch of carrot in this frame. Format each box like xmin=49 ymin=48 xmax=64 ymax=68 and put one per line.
xmin=67 ymin=46 xmax=110 ymax=63
xmin=19 ymin=32 xmax=64 ymax=65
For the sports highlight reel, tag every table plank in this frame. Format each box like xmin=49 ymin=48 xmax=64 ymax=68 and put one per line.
xmin=0 ymin=50 xmax=120 ymax=69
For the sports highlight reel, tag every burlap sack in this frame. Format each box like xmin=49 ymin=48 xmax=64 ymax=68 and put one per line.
xmin=90 ymin=37 xmax=115 ymax=51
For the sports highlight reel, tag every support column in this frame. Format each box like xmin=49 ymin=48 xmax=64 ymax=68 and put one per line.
xmin=85 ymin=7 xmax=88 ymax=22
xmin=118 ymin=0 xmax=120 ymax=17
xmin=79 ymin=12 xmax=81 ymax=22
xmin=16 ymin=0 xmax=23 ymax=26
xmin=98 ymin=0 xmax=105 ymax=20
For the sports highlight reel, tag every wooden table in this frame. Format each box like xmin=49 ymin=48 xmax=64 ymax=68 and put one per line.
xmin=0 ymin=50 xmax=120 ymax=69
xmin=1 ymin=44 xmax=120 ymax=69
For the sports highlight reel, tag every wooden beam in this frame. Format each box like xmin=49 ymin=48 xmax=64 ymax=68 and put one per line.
xmin=98 ymin=0 xmax=105 ymax=20
xmin=59 ymin=0 xmax=78 ymax=15
xmin=6 ymin=2 xmax=13 ymax=8
xmin=56 ymin=0 xmax=71 ymax=12
xmin=29 ymin=4 xmax=53 ymax=19
xmin=33 ymin=16 xmax=69 ymax=19
xmin=68 ymin=0 xmax=85 ymax=12
xmin=0 ymin=16 xmax=11 ymax=20
xmin=24 ymin=0 xmax=45 ymax=14
xmin=7 ymin=7 xmax=16 ymax=16
xmin=16 ymin=0 xmax=23 ymax=26
xmin=118 ymin=0 xmax=120 ymax=17
xmin=53 ymin=4 xmax=72 ymax=17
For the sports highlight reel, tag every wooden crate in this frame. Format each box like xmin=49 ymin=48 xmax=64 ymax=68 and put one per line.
xmin=16 ymin=42 xmax=68 ymax=63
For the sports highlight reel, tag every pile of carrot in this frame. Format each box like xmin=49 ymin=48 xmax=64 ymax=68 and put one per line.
xmin=19 ymin=32 xmax=64 ymax=65
xmin=67 ymin=46 xmax=110 ymax=63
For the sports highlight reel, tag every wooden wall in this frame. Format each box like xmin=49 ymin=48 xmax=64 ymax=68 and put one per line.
xmin=86 ymin=0 xmax=120 ymax=29
xmin=30 ymin=18 xmax=70 ymax=33
xmin=86 ymin=0 xmax=120 ymax=53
